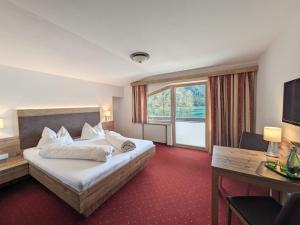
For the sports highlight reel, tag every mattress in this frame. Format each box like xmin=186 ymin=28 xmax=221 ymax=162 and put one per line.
xmin=23 ymin=138 xmax=154 ymax=192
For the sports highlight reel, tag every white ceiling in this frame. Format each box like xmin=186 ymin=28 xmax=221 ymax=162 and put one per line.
xmin=1 ymin=0 xmax=300 ymax=86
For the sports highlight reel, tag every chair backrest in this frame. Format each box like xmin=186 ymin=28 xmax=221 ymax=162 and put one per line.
xmin=239 ymin=131 xmax=269 ymax=152
xmin=274 ymin=193 xmax=300 ymax=225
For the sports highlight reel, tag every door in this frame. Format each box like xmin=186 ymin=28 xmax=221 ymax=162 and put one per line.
xmin=173 ymin=83 xmax=207 ymax=149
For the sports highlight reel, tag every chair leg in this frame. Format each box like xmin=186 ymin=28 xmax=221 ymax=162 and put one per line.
xmin=227 ymin=205 xmax=232 ymax=225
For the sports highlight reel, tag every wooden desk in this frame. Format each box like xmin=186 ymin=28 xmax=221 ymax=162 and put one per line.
xmin=211 ymin=146 xmax=300 ymax=225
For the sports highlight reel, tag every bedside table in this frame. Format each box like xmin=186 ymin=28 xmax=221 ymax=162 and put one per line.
xmin=0 ymin=155 xmax=29 ymax=185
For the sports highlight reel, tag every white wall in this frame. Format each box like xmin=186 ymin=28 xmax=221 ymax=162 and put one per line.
xmin=0 ymin=65 xmax=123 ymax=138
xmin=256 ymin=15 xmax=300 ymax=142
xmin=115 ymin=85 xmax=143 ymax=138
xmin=112 ymin=96 xmax=123 ymax=133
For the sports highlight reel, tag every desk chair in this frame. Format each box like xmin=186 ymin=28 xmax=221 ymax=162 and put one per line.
xmin=239 ymin=132 xmax=269 ymax=152
xmin=226 ymin=193 xmax=300 ymax=225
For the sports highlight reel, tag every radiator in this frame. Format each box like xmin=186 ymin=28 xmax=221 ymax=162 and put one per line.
xmin=143 ymin=123 xmax=172 ymax=145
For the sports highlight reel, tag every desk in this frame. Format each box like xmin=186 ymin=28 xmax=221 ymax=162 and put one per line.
xmin=211 ymin=146 xmax=300 ymax=225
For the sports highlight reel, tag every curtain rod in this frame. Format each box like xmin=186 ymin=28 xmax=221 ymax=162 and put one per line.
xmin=131 ymin=65 xmax=258 ymax=86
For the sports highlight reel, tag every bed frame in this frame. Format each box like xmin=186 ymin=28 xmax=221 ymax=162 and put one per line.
xmin=17 ymin=107 xmax=155 ymax=216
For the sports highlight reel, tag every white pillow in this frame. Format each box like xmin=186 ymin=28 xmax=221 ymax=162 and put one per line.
xmin=57 ymin=126 xmax=74 ymax=145
xmin=94 ymin=122 xmax=104 ymax=135
xmin=37 ymin=127 xmax=57 ymax=148
xmin=37 ymin=126 xmax=74 ymax=148
xmin=81 ymin=122 xmax=104 ymax=140
xmin=41 ymin=127 xmax=57 ymax=138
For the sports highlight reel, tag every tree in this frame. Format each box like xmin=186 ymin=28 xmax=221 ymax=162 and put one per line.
xmin=147 ymin=89 xmax=171 ymax=117
xmin=175 ymin=87 xmax=194 ymax=118
xmin=147 ymin=84 xmax=206 ymax=120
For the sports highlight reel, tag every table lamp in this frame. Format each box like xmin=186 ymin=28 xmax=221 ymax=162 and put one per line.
xmin=264 ymin=127 xmax=282 ymax=157
xmin=104 ymin=111 xmax=112 ymax=121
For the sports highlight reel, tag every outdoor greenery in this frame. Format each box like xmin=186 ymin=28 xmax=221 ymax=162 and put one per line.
xmin=147 ymin=89 xmax=171 ymax=118
xmin=147 ymin=84 xmax=206 ymax=120
xmin=175 ymin=85 xmax=206 ymax=118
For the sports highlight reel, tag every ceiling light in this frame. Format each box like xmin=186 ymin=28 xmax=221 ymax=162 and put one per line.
xmin=130 ymin=52 xmax=150 ymax=63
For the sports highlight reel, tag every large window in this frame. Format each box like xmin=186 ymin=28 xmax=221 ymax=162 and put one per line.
xmin=147 ymin=88 xmax=171 ymax=122
xmin=175 ymin=84 xmax=206 ymax=121
xmin=147 ymin=83 xmax=207 ymax=148
xmin=174 ymin=84 xmax=206 ymax=148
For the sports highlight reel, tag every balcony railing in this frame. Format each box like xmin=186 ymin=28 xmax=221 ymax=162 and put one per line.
xmin=147 ymin=116 xmax=206 ymax=147
xmin=147 ymin=116 xmax=171 ymax=123
xmin=148 ymin=116 xmax=205 ymax=123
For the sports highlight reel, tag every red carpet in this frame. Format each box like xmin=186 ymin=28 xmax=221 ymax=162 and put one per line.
xmin=0 ymin=145 xmax=267 ymax=225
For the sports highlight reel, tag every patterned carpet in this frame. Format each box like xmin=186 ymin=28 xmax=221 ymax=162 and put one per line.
xmin=0 ymin=145 xmax=267 ymax=225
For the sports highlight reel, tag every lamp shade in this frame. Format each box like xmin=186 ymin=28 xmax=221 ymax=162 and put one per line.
xmin=105 ymin=111 xmax=112 ymax=117
xmin=0 ymin=118 xmax=3 ymax=129
xmin=263 ymin=127 xmax=282 ymax=142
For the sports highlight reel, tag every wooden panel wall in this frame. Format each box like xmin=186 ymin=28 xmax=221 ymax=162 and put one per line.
xmin=18 ymin=107 xmax=100 ymax=149
xmin=0 ymin=137 xmax=21 ymax=157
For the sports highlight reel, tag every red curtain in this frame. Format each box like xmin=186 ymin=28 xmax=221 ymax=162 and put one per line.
xmin=132 ymin=85 xmax=147 ymax=123
xmin=209 ymin=72 xmax=255 ymax=151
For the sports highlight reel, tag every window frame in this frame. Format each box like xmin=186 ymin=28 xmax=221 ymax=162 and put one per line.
xmin=172 ymin=81 xmax=208 ymax=150
xmin=147 ymin=81 xmax=208 ymax=150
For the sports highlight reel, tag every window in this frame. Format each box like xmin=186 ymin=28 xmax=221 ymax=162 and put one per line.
xmin=175 ymin=84 xmax=206 ymax=120
xmin=147 ymin=88 xmax=171 ymax=122
xmin=174 ymin=84 xmax=206 ymax=147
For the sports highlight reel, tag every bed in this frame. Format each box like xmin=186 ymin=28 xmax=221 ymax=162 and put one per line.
xmin=17 ymin=107 xmax=155 ymax=216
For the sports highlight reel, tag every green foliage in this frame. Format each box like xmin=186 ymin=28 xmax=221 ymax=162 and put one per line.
xmin=147 ymin=84 xmax=206 ymax=119
xmin=183 ymin=85 xmax=206 ymax=106
xmin=175 ymin=85 xmax=206 ymax=118
xmin=175 ymin=87 xmax=194 ymax=117
xmin=147 ymin=89 xmax=171 ymax=117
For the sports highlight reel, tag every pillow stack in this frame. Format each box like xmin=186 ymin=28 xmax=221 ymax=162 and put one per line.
xmin=81 ymin=122 xmax=105 ymax=140
xmin=37 ymin=127 xmax=73 ymax=149
xmin=37 ymin=122 xmax=105 ymax=148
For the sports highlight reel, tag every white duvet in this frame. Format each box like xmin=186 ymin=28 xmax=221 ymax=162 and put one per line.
xmin=39 ymin=143 xmax=113 ymax=162
xmin=23 ymin=137 xmax=155 ymax=191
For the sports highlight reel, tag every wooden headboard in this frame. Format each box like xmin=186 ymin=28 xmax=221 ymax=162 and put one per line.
xmin=17 ymin=107 xmax=100 ymax=150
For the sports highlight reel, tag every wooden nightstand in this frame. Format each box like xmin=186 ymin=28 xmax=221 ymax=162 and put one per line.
xmin=0 ymin=156 xmax=29 ymax=185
